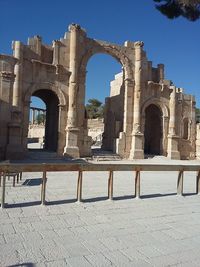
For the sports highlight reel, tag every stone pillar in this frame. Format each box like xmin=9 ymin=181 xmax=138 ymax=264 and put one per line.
xmin=167 ymin=86 xmax=180 ymax=159
xmin=57 ymin=104 xmax=65 ymax=154
xmin=12 ymin=41 xmax=23 ymax=109
xmin=6 ymin=41 xmax=24 ymax=159
xmin=0 ymin=71 xmax=15 ymax=159
xmin=190 ymin=95 xmax=196 ymax=159
xmin=196 ymin=123 xmax=200 ymax=159
xmin=148 ymin=61 xmax=152 ymax=81
xmin=169 ymin=86 xmax=176 ymax=136
xmin=64 ymin=24 xmax=81 ymax=158
xmin=33 ymin=109 xmax=36 ymax=124
xmin=77 ymin=68 xmax=92 ymax=157
xmin=129 ymin=41 xmax=144 ymax=159
xmin=157 ymin=64 xmax=164 ymax=82
xmin=52 ymin=40 xmax=60 ymax=65
xmin=163 ymin=116 xmax=169 ymax=156
xmin=21 ymin=100 xmax=31 ymax=150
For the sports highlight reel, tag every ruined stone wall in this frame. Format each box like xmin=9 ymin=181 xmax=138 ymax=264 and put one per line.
xmin=105 ymin=50 xmax=196 ymax=159
xmin=0 ymin=24 xmax=198 ymax=160
xmin=103 ymin=72 xmax=125 ymax=152
xmin=18 ymin=35 xmax=70 ymax=155
xmin=0 ymin=55 xmax=16 ymax=159
xmin=178 ymin=93 xmax=196 ymax=159
xmin=196 ymin=124 xmax=200 ymax=159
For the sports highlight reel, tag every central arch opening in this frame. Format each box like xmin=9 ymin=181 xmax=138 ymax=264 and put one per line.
xmin=85 ymin=53 xmax=124 ymax=155
xmin=144 ymin=104 xmax=162 ymax=155
xmin=28 ymin=89 xmax=59 ymax=152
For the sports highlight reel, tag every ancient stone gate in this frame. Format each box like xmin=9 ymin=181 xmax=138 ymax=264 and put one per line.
xmin=0 ymin=24 xmax=197 ymax=160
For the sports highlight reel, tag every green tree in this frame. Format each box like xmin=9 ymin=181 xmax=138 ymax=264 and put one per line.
xmin=36 ymin=113 xmax=46 ymax=124
xmin=196 ymin=108 xmax=200 ymax=123
xmin=154 ymin=0 xmax=200 ymax=21
xmin=86 ymin=99 xmax=105 ymax=119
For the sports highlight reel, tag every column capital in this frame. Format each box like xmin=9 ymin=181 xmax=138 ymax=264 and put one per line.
xmin=68 ymin=23 xmax=81 ymax=32
xmin=134 ymin=41 xmax=144 ymax=49
xmin=53 ymin=40 xmax=61 ymax=47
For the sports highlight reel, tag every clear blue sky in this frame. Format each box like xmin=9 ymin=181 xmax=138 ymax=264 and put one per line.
xmin=1 ymin=0 xmax=200 ymax=108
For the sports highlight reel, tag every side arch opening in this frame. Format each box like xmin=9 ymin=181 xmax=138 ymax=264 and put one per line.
xmin=144 ymin=104 xmax=163 ymax=155
xmin=28 ymin=89 xmax=59 ymax=151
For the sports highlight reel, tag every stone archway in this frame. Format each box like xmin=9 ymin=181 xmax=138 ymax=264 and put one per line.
xmin=24 ymin=84 xmax=67 ymax=154
xmin=74 ymin=39 xmax=134 ymax=156
xmin=144 ymin=104 xmax=163 ymax=155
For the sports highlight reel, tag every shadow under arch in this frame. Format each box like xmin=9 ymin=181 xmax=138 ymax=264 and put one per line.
xmin=141 ymin=99 xmax=169 ymax=156
xmin=24 ymin=83 xmax=67 ymax=152
xmin=32 ymin=89 xmax=59 ymax=151
xmin=144 ymin=104 xmax=163 ymax=155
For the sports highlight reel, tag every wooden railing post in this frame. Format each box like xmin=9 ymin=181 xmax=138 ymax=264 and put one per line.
xmin=41 ymin=170 xmax=47 ymax=205
xmin=77 ymin=171 xmax=83 ymax=202
xmin=108 ymin=170 xmax=113 ymax=200
xmin=17 ymin=173 xmax=19 ymax=184
xmin=177 ymin=170 xmax=184 ymax=196
xmin=196 ymin=170 xmax=200 ymax=194
xmin=13 ymin=174 xmax=16 ymax=187
xmin=1 ymin=172 xmax=6 ymax=208
xmin=135 ymin=169 xmax=141 ymax=198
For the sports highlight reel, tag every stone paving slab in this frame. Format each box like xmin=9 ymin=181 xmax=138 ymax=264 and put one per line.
xmin=1 ymin=161 xmax=200 ymax=266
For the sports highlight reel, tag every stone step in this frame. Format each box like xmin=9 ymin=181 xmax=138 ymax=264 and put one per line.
xmin=92 ymin=155 xmax=122 ymax=161
xmin=91 ymin=149 xmax=122 ymax=161
xmin=28 ymin=151 xmax=64 ymax=160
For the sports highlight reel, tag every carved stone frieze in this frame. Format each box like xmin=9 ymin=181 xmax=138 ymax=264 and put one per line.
xmin=0 ymin=71 xmax=15 ymax=81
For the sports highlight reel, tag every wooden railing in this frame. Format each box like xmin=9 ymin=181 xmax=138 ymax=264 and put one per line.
xmin=0 ymin=162 xmax=200 ymax=208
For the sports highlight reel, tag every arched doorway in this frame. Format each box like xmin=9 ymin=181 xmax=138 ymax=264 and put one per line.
xmin=64 ymin=34 xmax=134 ymax=157
xmin=29 ymin=89 xmax=59 ymax=151
xmin=144 ymin=104 xmax=162 ymax=155
xmin=28 ymin=97 xmax=46 ymax=150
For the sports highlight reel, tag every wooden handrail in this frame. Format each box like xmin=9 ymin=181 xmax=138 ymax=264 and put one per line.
xmin=1 ymin=162 xmax=200 ymax=172
xmin=1 ymin=162 xmax=200 ymax=208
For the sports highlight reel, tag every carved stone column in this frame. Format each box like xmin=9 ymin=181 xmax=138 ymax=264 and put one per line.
xmin=6 ymin=42 xmax=25 ymax=159
xmin=57 ymin=104 xmax=66 ymax=154
xmin=163 ymin=116 xmax=169 ymax=156
xmin=64 ymin=24 xmax=81 ymax=158
xmin=0 ymin=71 xmax=15 ymax=159
xmin=129 ymin=41 xmax=144 ymax=159
xmin=167 ymin=86 xmax=180 ymax=159
xmin=157 ymin=64 xmax=164 ymax=82
xmin=33 ymin=109 xmax=36 ymax=124
xmin=12 ymin=41 xmax=23 ymax=109
xmin=52 ymin=40 xmax=60 ymax=65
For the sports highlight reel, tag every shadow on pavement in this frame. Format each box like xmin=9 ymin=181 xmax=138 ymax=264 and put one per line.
xmin=113 ymin=195 xmax=134 ymax=201
xmin=4 ymin=192 xmax=198 ymax=209
xmin=22 ymin=178 xmax=42 ymax=186
xmin=6 ymin=201 xmax=41 ymax=208
xmin=7 ymin=263 xmax=35 ymax=267
xmin=82 ymin=196 xmax=108 ymax=203
xmin=141 ymin=192 xmax=177 ymax=199
xmin=45 ymin=199 xmax=77 ymax=205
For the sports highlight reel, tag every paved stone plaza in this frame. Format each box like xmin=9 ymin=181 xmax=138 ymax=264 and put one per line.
xmin=1 ymin=159 xmax=200 ymax=266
